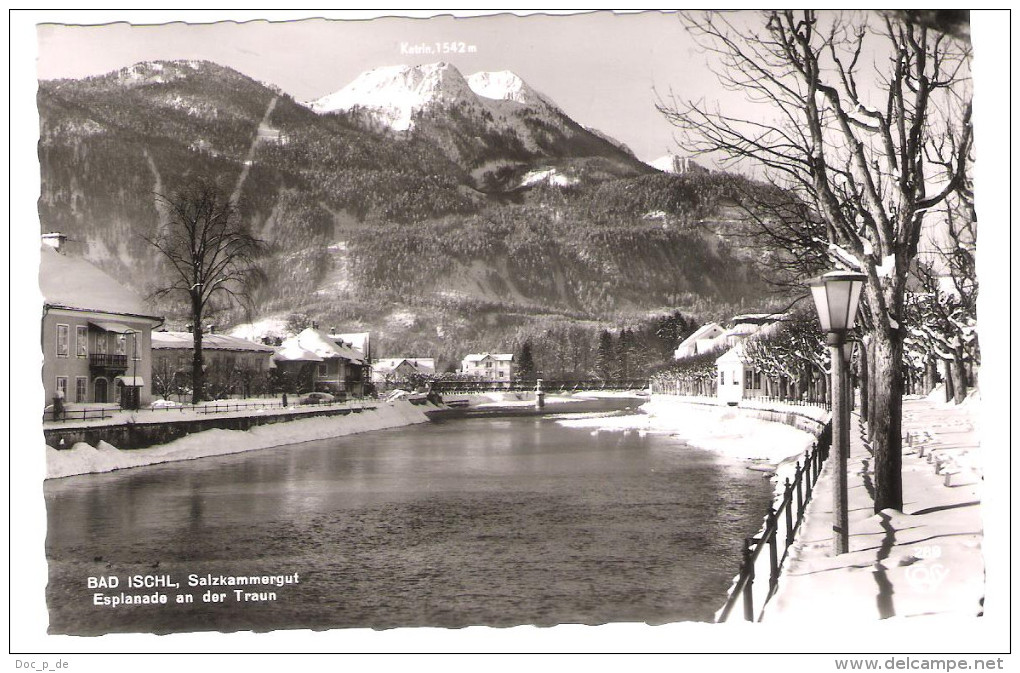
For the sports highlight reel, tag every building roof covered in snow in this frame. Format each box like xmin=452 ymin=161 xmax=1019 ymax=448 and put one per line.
xmin=39 ymin=246 xmax=161 ymax=320
xmin=463 ymin=353 xmax=513 ymax=363
xmin=328 ymin=331 xmax=370 ymax=358
xmin=373 ymin=358 xmax=436 ymax=375
xmin=674 ymin=323 xmax=726 ymax=358
xmin=152 ymin=331 xmax=275 ymax=353
xmin=274 ymin=327 xmax=365 ymax=364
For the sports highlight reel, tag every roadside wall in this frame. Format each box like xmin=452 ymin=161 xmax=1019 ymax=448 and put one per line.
xmin=44 ymin=405 xmax=378 ymax=451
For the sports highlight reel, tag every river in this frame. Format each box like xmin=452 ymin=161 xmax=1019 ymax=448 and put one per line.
xmin=44 ymin=398 xmax=774 ymax=634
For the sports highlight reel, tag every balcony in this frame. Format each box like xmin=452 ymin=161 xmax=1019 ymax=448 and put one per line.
xmin=89 ymin=353 xmax=128 ymax=370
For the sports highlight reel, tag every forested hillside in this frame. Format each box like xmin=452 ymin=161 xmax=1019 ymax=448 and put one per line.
xmin=37 ymin=60 xmax=782 ymax=374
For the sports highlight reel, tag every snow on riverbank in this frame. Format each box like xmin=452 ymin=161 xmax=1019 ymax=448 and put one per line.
xmin=45 ymin=400 xmax=431 ymax=479
xmin=556 ymin=395 xmax=818 ymax=464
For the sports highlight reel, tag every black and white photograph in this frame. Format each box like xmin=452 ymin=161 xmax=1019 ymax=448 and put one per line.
xmin=9 ymin=8 xmax=1012 ymax=665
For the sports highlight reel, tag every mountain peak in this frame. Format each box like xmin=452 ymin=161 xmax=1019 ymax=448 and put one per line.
xmin=465 ymin=70 xmax=552 ymax=109
xmin=307 ymin=61 xmax=475 ymax=130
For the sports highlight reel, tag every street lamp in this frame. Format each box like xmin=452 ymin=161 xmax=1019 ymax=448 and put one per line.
xmin=125 ymin=328 xmax=139 ymax=410
xmin=807 ymin=270 xmax=867 ymax=555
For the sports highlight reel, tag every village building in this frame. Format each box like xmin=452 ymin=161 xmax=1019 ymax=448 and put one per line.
xmin=273 ymin=327 xmax=367 ymax=396
xmin=39 ymin=234 xmax=163 ymax=409
xmin=460 ymin=353 xmax=515 ymax=381
xmin=151 ymin=330 xmax=276 ymax=398
xmin=371 ymin=358 xmax=436 ymax=388
xmin=713 ymin=314 xmax=785 ymax=405
xmin=673 ymin=322 xmax=726 ymax=359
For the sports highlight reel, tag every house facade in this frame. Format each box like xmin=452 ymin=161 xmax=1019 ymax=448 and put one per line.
xmin=715 ymin=344 xmax=767 ymax=405
xmin=371 ymin=358 xmax=436 ymax=387
xmin=151 ymin=331 xmax=276 ymax=398
xmin=40 ymin=240 xmax=163 ymax=409
xmin=273 ymin=328 xmax=367 ymax=396
xmin=461 ymin=353 xmax=514 ymax=381
xmin=713 ymin=314 xmax=784 ymax=405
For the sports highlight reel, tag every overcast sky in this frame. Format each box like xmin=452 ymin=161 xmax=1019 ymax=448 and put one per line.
xmin=34 ymin=10 xmax=732 ymax=164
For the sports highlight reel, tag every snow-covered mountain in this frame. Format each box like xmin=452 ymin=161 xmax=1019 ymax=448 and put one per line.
xmin=306 ymin=61 xmax=649 ymax=181
xmin=307 ymin=62 xmax=560 ymax=131
xmin=307 ymin=62 xmax=476 ymax=131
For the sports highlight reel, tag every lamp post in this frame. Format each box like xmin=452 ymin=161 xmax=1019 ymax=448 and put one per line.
xmin=125 ymin=328 xmax=138 ymax=410
xmin=807 ymin=270 xmax=867 ymax=555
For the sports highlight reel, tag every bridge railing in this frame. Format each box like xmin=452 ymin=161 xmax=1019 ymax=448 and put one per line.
xmin=716 ymin=421 xmax=832 ymax=622
xmin=430 ymin=379 xmax=649 ymax=394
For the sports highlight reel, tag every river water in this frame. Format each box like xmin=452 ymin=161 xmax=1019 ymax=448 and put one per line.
xmin=45 ymin=399 xmax=774 ymax=634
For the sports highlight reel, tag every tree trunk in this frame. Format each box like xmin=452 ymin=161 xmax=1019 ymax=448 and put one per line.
xmin=192 ymin=324 xmax=204 ymax=405
xmin=951 ymin=349 xmax=967 ymax=404
xmin=867 ymin=337 xmax=878 ymax=441
xmin=924 ymin=358 xmax=938 ymax=395
xmin=859 ymin=336 xmax=870 ymax=419
xmin=191 ymin=295 xmax=204 ymax=405
xmin=942 ymin=358 xmax=955 ymax=403
xmin=871 ymin=331 xmax=904 ymax=512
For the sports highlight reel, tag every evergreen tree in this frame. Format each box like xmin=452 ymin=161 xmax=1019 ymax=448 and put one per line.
xmin=517 ymin=340 xmax=537 ymax=381
xmin=616 ymin=328 xmax=637 ymax=379
xmin=595 ymin=329 xmax=616 ymax=380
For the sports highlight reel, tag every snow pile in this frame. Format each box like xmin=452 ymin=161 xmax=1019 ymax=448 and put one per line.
xmin=557 ymin=396 xmax=816 ymax=463
xmin=46 ymin=401 xmax=431 ymax=479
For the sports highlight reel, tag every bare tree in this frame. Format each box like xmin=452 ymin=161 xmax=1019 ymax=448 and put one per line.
xmin=660 ymin=10 xmax=973 ymax=511
xmin=144 ymin=179 xmax=266 ymax=403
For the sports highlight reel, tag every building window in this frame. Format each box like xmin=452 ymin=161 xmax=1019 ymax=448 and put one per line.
xmin=131 ymin=333 xmax=141 ymax=361
xmin=95 ymin=333 xmax=107 ymax=355
xmin=745 ymin=370 xmax=753 ymax=390
xmin=56 ymin=376 xmax=68 ymax=398
xmin=76 ymin=325 xmax=88 ymax=357
xmin=56 ymin=324 xmax=69 ymax=357
xmin=317 ymin=362 xmax=328 ymax=377
xmin=115 ymin=334 xmax=126 ymax=355
xmin=75 ymin=377 xmax=88 ymax=403
xmin=719 ymin=371 xmax=725 ymax=386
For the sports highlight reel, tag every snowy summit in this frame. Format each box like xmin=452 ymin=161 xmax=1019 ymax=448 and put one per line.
xmin=306 ymin=62 xmax=558 ymax=132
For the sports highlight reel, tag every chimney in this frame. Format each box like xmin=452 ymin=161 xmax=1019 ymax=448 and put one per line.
xmin=42 ymin=232 xmax=67 ymax=253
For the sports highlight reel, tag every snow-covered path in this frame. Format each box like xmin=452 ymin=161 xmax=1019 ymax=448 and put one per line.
xmin=763 ymin=397 xmax=983 ymax=622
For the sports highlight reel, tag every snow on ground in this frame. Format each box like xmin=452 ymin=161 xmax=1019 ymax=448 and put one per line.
xmin=557 ymin=395 xmax=818 ymax=464
xmin=762 ymin=396 xmax=983 ymax=622
xmin=46 ymin=400 xmax=431 ymax=480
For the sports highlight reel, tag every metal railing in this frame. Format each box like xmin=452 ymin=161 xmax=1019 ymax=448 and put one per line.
xmin=716 ymin=423 xmax=832 ymax=622
xmin=430 ymin=379 xmax=649 ymax=394
xmin=43 ymin=396 xmax=374 ymax=423
xmin=89 ymin=353 xmax=128 ymax=368
xmin=649 ymin=385 xmax=831 ymax=411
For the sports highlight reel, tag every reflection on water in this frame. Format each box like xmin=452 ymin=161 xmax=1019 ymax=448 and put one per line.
xmin=45 ymin=401 xmax=773 ymax=634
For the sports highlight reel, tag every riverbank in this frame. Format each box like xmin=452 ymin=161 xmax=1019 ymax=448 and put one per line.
xmin=557 ymin=394 xmax=823 ymax=466
xmin=45 ymin=400 xmax=432 ymax=479
xmin=762 ymin=395 xmax=983 ymax=621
